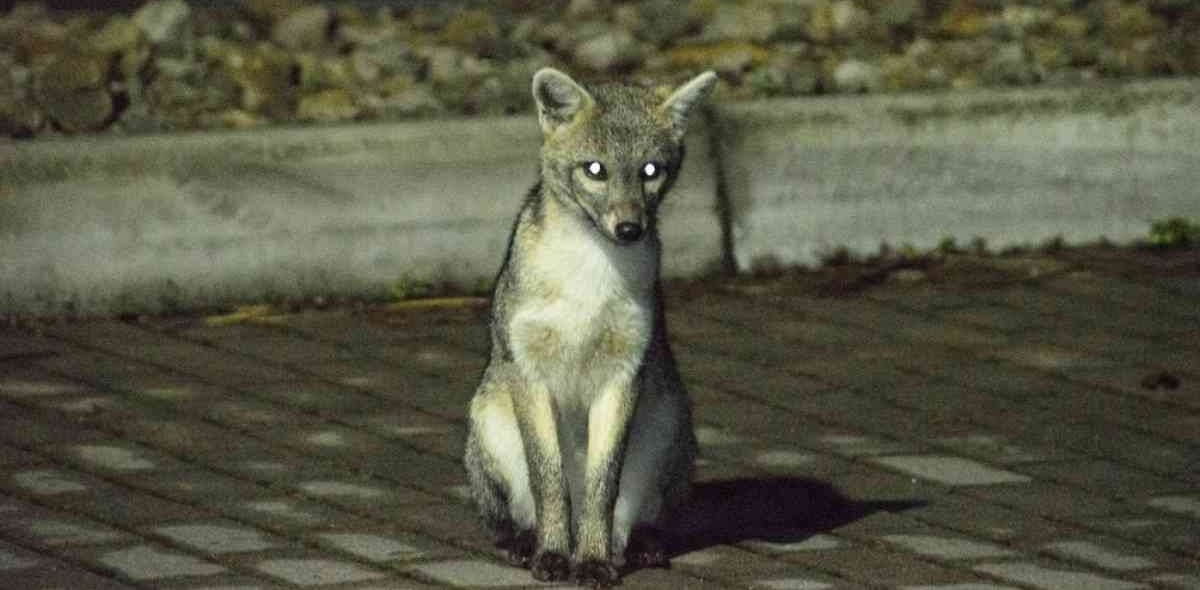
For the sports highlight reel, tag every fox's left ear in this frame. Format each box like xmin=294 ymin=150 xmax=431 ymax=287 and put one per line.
xmin=659 ymin=71 xmax=718 ymax=141
xmin=532 ymin=68 xmax=594 ymax=135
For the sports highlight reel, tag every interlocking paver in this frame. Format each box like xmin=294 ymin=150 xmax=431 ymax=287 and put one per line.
xmin=0 ymin=246 xmax=1197 ymax=588
xmin=871 ymin=456 xmax=1032 ymax=486
xmin=973 ymin=561 xmax=1148 ymax=590
xmin=255 ymin=557 xmax=387 ymax=586
xmin=96 ymin=544 xmax=228 ymax=580
xmin=408 ymin=559 xmax=552 ymax=587
xmin=880 ymin=534 xmax=1017 ymax=561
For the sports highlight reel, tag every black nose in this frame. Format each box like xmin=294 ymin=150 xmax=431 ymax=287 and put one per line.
xmin=614 ymin=222 xmax=643 ymax=243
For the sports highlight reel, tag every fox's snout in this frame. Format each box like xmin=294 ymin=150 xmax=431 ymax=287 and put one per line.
xmin=601 ymin=202 xmax=646 ymax=244
xmin=614 ymin=221 xmax=642 ymax=243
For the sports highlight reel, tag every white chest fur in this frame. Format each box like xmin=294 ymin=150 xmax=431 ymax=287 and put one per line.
xmin=508 ymin=218 xmax=657 ymax=396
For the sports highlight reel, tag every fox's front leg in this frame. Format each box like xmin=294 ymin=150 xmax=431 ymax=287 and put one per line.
xmin=574 ymin=379 xmax=637 ymax=586
xmin=512 ymin=381 xmax=572 ymax=581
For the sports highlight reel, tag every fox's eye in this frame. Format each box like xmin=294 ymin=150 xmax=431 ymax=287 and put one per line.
xmin=640 ymin=162 xmax=662 ymax=180
xmin=582 ymin=161 xmax=607 ymax=180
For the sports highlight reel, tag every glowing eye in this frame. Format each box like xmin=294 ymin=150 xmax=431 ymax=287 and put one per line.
xmin=640 ymin=162 xmax=661 ymax=179
xmin=583 ymin=161 xmax=607 ymax=180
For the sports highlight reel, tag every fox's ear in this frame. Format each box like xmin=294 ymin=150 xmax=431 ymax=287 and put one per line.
xmin=659 ymin=71 xmax=718 ymax=141
xmin=532 ymin=68 xmax=594 ymax=135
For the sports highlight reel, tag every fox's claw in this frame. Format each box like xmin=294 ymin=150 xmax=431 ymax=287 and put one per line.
xmin=496 ymin=530 xmax=535 ymax=567
xmin=530 ymin=551 xmax=571 ymax=582
xmin=574 ymin=559 xmax=621 ymax=588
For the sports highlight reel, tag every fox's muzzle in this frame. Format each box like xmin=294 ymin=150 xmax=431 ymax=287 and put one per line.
xmin=614 ymin=221 xmax=643 ymax=243
xmin=602 ymin=202 xmax=646 ymax=244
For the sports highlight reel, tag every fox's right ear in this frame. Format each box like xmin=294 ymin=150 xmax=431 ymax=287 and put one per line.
xmin=532 ymin=68 xmax=594 ymax=135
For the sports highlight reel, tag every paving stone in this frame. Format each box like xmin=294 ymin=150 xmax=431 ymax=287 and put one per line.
xmin=256 ymin=558 xmax=387 ymax=586
xmin=0 ymin=542 xmax=39 ymax=571
xmin=754 ymin=449 xmax=818 ymax=469
xmin=964 ymin=479 xmax=1129 ymax=519
xmin=1092 ymin=514 xmax=1200 ymax=556
xmin=409 ymin=559 xmax=554 ymax=587
xmin=17 ymin=517 xmax=132 ymax=547
xmin=783 ymin=544 xmax=973 ymax=586
xmin=619 ymin=565 xmax=734 ymax=589
xmin=1148 ymin=495 xmax=1200 ymax=519
xmin=10 ymin=468 xmax=90 ymax=495
xmin=53 ymin=483 xmax=213 ymax=527
xmin=672 ymin=544 xmax=807 ymax=585
xmin=4 ymin=248 xmax=1198 ymax=589
xmin=358 ymin=417 xmax=466 ymax=459
xmin=316 ymin=533 xmax=426 ymax=562
xmin=0 ymin=377 xmax=92 ymax=397
xmin=753 ymin=579 xmax=836 ymax=589
xmin=1042 ymin=540 xmax=1155 ymax=571
xmin=833 ymin=510 xmax=931 ymax=539
xmin=97 ymin=544 xmax=227 ymax=580
xmin=881 ymin=534 xmax=1018 ymax=560
xmin=901 ymin=585 xmax=1021 ymax=590
xmin=0 ymin=443 xmax=37 ymax=468
xmin=695 ymin=425 xmax=749 ymax=446
xmin=742 ymin=534 xmax=846 ymax=553
xmin=153 ymin=523 xmax=281 ymax=554
xmin=973 ymin=561 xmax=1148 ymax=590
xmin=4 ymin=559 xmax=140 ymax=589
xmin=234 ymin=498 xmax=330 ymax=529
xmin=826 ymin=462 xmax=945 ymax=504
xmin=0 ymin=414 xmax=111 ymax=446
xmin=295 ymin=479 xmax=442 ymax=511
xmin=816 ymin=434 xmax=914 ymax=457
xmin=932 ymin=434 xmax=1049 ymax=464
xmin=297 ymin=480 xmax=386 ymax=499
xmin=73 ymin=444 xmax=158 ymax=471
xmin=121 ymin=470 xmax=272 ymax=506
xmin=1153 ymin=574 xmax=1200 ymax=589
xmin=153 ymin=578 xmax=271 ymax=589
xmin=871 ymin=455 xmax=1032 ymax=486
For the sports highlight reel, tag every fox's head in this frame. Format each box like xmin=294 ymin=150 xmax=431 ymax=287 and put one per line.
xmin=532 ymin=68 xmax=718 ymax=245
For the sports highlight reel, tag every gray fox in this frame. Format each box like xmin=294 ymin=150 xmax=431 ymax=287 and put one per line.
xmin=463 ymin=67 xmax=717 ymax=587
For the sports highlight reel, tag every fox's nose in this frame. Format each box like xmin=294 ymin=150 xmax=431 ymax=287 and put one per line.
xmin=614 ymin=222 xmax=643 ymax=243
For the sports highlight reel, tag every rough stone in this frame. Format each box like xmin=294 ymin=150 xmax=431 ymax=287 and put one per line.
xmin=87 ymin=16 xmax=143 ymax=55
xmin=831 ymin=0 xmax=871 ymax=40
xmin=832 ymin=58 xmax=883 ymax=93
xmin=702 ymin=2 xmax=780 ymax=42
xmin=271 ymin=4 xmax=331 ymax=50
xmin=296 ymin=88 xmax=361 ymax=122
xmin=440 ymin=9 xmax=502 ymax=54
xmin=34 ymin=53 xmax=114 ymax=132
xmin=573 ymin=29 xmax=643 ymax=72
xmin=132 ymin=0 xmax=192 ymax=45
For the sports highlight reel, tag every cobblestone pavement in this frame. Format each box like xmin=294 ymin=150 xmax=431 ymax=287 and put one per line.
xmin=2 ymin=246 xmax=1198 ymax=589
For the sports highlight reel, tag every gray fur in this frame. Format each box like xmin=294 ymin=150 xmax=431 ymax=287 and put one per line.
xmin=464 ymin=68 xmax=717 ymax=587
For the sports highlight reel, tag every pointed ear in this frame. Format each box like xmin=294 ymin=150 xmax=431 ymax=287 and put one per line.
xmin=532 ymin=68 xmax=594 ymax=135
xmin=658 ymin=70 xmax=718 ymax=141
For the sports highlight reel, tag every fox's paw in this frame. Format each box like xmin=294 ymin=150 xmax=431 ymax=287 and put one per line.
xmin=530 ymin=551 xmax=571 ymax=582
xmin=496 ymin=530 xmax=535 ymax=567
xmin=624 ymin=529 xmax=669 ymax=570
xmin=573 ymin=559 xmax=621 ymax=588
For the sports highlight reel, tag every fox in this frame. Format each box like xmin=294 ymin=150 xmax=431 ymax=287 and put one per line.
xmin=463 ymin=67 xmax=718 ymax=587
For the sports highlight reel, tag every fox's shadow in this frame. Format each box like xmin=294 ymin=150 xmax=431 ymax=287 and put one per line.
xmin=665 ymin=477 xmax=924 ymax=556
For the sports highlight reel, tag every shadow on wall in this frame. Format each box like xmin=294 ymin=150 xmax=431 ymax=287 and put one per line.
xmin=669 ymin=477 xmax=925 ymax=556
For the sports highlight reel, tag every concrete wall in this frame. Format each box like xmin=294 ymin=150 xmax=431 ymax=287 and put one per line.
xmin=713 ymin=78 xmax=1200 ymax=271
xmin=0 ymin=116 xmax=719 ymax=315
xmin=3 ymin=78 xmax=1198 ymax=316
